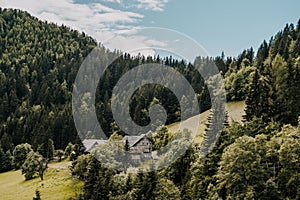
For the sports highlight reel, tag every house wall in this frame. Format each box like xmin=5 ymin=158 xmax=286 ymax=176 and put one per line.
xmin=129 ymin=138 xmax=152 ymax=154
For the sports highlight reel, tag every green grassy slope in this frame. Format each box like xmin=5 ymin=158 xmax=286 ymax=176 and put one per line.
xmin=167 ymin=101 xmax=245 ymax=144
xmin=0 ymin=160 xmax=83 ymax=200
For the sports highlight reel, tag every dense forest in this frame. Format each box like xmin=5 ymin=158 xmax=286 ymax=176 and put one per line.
xmin=0 ymin=8 xmax=217 ymax=153
xmin=0 ymin=8 xmax=300 ymax=200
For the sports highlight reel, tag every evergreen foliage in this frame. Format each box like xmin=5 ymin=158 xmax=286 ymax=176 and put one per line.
xmin=0 ymin=145 xmax=12 ymax=172
xmin=245 ymin=22 xmax=300 ymax=125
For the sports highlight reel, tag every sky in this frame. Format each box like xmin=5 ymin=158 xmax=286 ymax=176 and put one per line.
xmin=1 ymin=0 xmax=300 ymax=59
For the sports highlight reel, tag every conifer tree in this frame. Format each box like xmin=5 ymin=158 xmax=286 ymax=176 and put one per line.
xmin=245 ymin=69 xmax=262 ymax=121
xmin=0 ymin=146 xmax=12 ymax=172
xmin=84 ymin=158 xmax=100 ymax=199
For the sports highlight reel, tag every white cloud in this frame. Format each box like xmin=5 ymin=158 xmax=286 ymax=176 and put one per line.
xmin=0 ymin=0 xmax=8 ymax=7
xmin=103 ymin=0 xmax=169 ymax=12
xmin=136 ymin=0 xmax=169 ymax=12
xmin=104 ymin=0 xmax=123 ymax=3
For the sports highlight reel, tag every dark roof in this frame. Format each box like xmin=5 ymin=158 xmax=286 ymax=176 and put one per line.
xmin=123 ymin=134 xmax=151 ymax=147
xmin=82 ymin=139 xmax=106 ymax=152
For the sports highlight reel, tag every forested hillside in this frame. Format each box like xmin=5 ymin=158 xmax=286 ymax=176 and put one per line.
xmin=0 ymin=8 xmax=224 ymax=154
xmin=0 ymin=8 xmax=300 ymax=200
xmin=0 ymin=8 xmax=97 ymax=153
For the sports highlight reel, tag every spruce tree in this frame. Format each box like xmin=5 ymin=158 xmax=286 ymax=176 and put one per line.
xmin=245 ymin=69 xmax=262 ymax=121
xmin=84 ymin=158 xmax=100 ymax=200
xmin=0 ymin=146 xmax=12 ymax=172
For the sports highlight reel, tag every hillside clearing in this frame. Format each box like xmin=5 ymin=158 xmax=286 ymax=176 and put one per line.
xmin=0 ymin=160 xmax=83 ymax=200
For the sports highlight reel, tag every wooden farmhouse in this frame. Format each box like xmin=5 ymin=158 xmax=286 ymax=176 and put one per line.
xmin=123 ymin=134 xmax=153 ymax=160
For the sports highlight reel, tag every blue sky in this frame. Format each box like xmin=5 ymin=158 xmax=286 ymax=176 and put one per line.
xmin=1 ymin=0 xmax=300 ymax=58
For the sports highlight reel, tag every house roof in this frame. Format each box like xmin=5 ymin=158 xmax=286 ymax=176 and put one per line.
xmin=123 ymin=134 xmax=151 ymax=147
xmin=82 ymin=139 xmax=106 ymax=152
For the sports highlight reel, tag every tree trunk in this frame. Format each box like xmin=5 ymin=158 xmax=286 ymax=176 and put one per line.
xmin=39 ymin=169 xmax=43 ymax=180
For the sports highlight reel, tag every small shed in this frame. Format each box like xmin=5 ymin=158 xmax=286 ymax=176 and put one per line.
xmin=82 ymin=139 xmax=106 ymax=152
